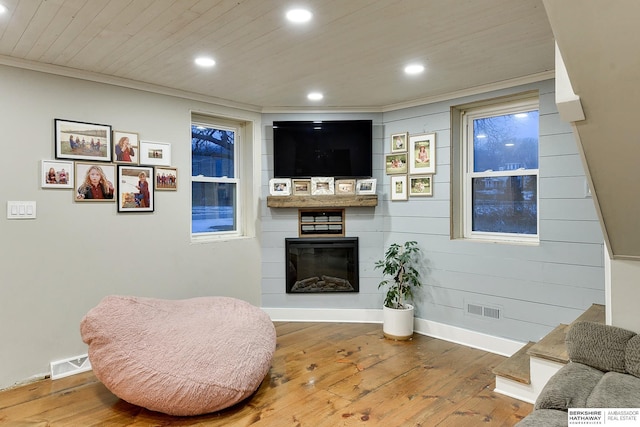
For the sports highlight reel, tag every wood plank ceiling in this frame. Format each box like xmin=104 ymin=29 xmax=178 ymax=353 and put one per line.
xmin=0 ymin=0 xmax=555 ymax=110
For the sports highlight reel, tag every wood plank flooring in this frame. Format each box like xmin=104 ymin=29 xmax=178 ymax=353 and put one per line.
xmin=0 ymin=322 xmax=532 ymax=426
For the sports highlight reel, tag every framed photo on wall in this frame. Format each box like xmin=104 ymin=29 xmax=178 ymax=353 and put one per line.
xmin=391 ymin=132 xmax=408 ymax=153
xmin=74 ymin=162 xmax=116 ymax=202
xmin=41 ymin=159 xmax=74 ymax=189
xmin=155 ymin=166 xmax=177 ymax=191
xmin=113 ymin=130 xmax=139 ymax=164
xmin=385 ymin=153 xmax=408 ymax=175
xmin=409 ymin=175 xmax=433 ymax=197
xmin=140 ymin=141 xmax=171 ymax=166
xmin=55 ymin=119 xmax=112 ymax=162
xmin=117 ymin=165 xmax=154 ymax=212
xmin=409 ymin=132 xmax=436 ymax=174
xmin=391 ymin=175 xmax=408 ymax=201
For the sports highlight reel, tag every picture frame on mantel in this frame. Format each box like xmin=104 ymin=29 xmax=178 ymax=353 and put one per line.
xmin=335 ymin=179 xmax=356 ymax=195
xmin=292 ymin=179 xmax=311 ymax=196
xmin=356 ymin=178 xmax=376 ymax=195
xmin=269 ymin=178 xmax=292 ymax=196
xmin=310 ymin=177 xmax=335 ymax=195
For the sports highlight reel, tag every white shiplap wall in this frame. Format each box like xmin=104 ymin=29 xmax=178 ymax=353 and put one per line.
xmin=260 ymin=79 xmax=605 ymax=343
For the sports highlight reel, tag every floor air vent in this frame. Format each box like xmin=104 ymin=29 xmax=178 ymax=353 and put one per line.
xmin=466 ymin=302 xmax=501 ymax=320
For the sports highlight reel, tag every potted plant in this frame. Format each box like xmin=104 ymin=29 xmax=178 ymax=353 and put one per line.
xmin=374 ymin=241 xmax=423 ymax=340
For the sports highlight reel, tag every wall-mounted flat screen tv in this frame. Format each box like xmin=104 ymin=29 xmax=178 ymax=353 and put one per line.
xmin=273 ymin=120 xmax=373 ymax=178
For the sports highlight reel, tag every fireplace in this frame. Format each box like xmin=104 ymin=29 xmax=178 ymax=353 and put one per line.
xmin=285 ymin=237 xmax=359 ymax=293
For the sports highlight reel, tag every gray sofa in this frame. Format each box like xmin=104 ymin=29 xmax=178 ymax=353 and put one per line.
xmin=517 ymin=321 xmax=640 ymax=426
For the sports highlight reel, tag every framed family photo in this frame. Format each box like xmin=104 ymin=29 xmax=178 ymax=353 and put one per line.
xmin=391 ymin=175 xmax=408 ymax=201
xmin=55 ymin=119 xmax=112 ymax=162
xmin=292 ymin=179 xmax=311 ymax=196
xmin=140 ymin=141 xmax=171 ymax=166
xmin=113 ymin=130 xmax=139 ymax=164
xmin=117 ymin=165 xmax=154 ymax=212
xmin=311 ymin=177 xmax=335 ymax=195
xmin=391 ymin=132 xmax=408 ymax=153
xmin=155 ymin=167 xmax=177 ymax=191
xmin=74 ymin=162 xmax=116 ymax=202
xmin=385 ymin=153 xmax=408 ymax=175
xmin=356 ymin=178 xmax=376 ymax=195
xmin=409 ymin=133 xmax=436 ymax=174
xmin=409 ymin=175 xmax=433 ymax=197
xmin=269 ymin=178 xmax=292 ymax=196
xmin=41 ymin=159 xmax=74 ymax=189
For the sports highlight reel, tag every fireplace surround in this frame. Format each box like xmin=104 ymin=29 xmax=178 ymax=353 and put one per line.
xmin=285 ymin=237 xmax=359 ymax=293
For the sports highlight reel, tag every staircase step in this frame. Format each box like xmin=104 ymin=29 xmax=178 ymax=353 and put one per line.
xmin=572 ymin=303 xmax=605 ymax=325
xmin=527 ymin=324 xmax=570 ymax=364
xmin=493 ymin=341 xmax=534 ymax=384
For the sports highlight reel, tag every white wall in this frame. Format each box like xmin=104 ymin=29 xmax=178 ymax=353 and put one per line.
xmin=0 ymin=65 xmax=263 ymax=390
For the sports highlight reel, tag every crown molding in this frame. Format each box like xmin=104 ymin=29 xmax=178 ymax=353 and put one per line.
xmin=0 ymin=55 xmax=262 ymax=113
xmin=1 ymin=54 xmax=554 ymax=114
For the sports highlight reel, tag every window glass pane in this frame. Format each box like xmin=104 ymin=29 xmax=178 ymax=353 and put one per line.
xmin=192 ymin=125 xmax=235 ymax=178
xmin=472 ymin=176 xmax=537 ymax=234
xmin=192 ymin=182 xmax=236 ymax=233
xmin=473 ymin=110 xmax=539 ymax=172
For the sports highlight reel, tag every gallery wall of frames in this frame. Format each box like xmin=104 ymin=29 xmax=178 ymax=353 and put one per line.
xmin=42 ymin=119 xmax=178 ymax=213
xmin=385 ymin=131 xmax=435 ymax=201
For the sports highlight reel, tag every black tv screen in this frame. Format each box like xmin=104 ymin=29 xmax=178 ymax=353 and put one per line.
xmin=273 ymin=120 xmax=373 ymax=178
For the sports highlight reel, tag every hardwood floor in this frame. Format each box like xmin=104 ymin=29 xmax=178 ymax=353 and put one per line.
xmin=0 ymin=322 xmax=532 ymax=426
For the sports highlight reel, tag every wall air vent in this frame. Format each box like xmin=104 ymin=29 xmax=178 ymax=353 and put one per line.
xmin=50 ymin=354 xmax=92 ymax=380
xmin=466 ymin=302 xmax=502 ymax=320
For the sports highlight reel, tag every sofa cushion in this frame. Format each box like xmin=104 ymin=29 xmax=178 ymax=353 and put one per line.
xmin=80 ymin=295 xmax=277 ymax=416
xmin=515 ymin=408 xmax=567 ymax=427
xmin=586 ymin=371 xmax=640 ymax=408
xmin=625 ymin=334 xmax=640 ymax=377
xmin=566 ymin=321 xmax=636 ymax=373
xmin=535 ymin=362 xmax=604 ymax=410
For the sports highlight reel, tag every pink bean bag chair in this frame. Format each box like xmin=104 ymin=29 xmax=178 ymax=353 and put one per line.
xmin=80 ymin=295 xmax=276 ymax=416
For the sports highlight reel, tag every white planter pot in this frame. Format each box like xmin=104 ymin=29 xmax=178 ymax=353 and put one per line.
xmin=382 ymin=304 xmax=414 ymax=340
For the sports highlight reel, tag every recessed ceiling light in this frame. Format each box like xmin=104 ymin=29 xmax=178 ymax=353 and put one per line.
xmin=307 ymin=92 xmax=323 ymax=101
xmin=286 ymin=8 xmax=312 ymax=23
xmin=194 ymin=56 xmax=216 ymax=67
xmin=0 ymin=4 xmax=7 ymax=14
xmin=404 ymin=64 xmax=425 ymax=75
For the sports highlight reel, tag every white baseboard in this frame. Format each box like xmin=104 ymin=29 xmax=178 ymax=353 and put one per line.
xmin=263 ymin=307 xmax=383 ymax=324
xmin=261 ymin=307 xmax=525 ymax=357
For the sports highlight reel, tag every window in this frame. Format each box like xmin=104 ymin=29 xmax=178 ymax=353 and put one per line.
xmin=459 ymin=97 xmax=539 ymax=243
xmin=191 ymin=117 xmax=241 ymax=238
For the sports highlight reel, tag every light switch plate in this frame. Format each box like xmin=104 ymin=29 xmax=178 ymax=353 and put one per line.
xmin=7 ymin=201 xmax=37 ymax=219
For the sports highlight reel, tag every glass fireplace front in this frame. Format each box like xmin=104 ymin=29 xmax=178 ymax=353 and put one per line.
xmin=285 ymin=237 xmax=359 ymax=293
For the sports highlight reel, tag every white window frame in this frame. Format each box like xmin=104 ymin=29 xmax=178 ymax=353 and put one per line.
xmin=191 ymin=118 xmax=242 ymax=241
xmin=461 ymin=97 xmax=540 ymax=244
